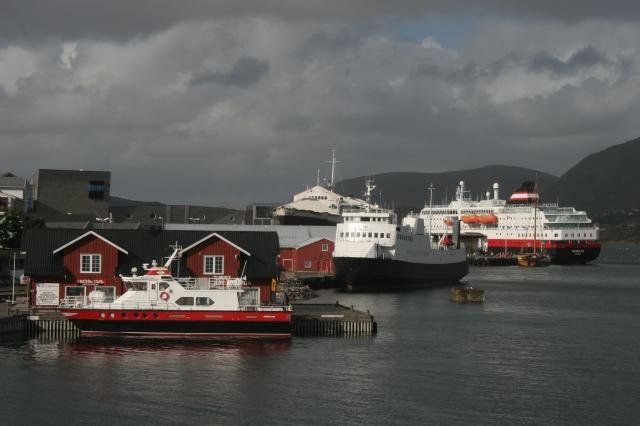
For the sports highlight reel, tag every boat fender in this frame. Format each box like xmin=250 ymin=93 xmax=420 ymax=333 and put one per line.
xmin=160 ymin=291 xmax=170 ymax=301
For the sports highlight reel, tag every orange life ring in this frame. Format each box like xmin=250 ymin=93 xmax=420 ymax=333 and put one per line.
xmin=160 ymin=291 xmax=170 ymax=301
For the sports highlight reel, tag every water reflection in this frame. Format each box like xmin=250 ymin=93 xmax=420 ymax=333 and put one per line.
xmin=66 ymin=336 xmax=291 ymax=356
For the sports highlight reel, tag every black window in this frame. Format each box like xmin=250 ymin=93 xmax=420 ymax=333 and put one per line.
xmin=88 ymin=181 xmax=106 ymax=200
xmin=196 ymin=297 xmax=214 ymax=306
xmin=175 ymin=297 xmax=194 ymax=306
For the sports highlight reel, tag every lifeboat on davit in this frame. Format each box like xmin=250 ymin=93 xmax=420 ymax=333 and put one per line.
xmin=477 ymin=214 xmax=498 ymax=224
xmin=461 ymin=215 xmax=480 ymax=224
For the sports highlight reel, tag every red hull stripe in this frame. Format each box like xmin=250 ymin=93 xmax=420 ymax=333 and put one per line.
xmin=487 ymin=239 xmax=601 ymax=249
xmin=81 ymin=331 xmax=291 ymax=338
xmin=61 ymin=310 xmax=291 ymax=322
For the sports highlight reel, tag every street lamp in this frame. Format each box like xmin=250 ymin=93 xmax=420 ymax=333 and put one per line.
xmin=12 ymin=250 xmax=26 ymax=303
xmin=95 ymin=215 xmax=110 ymax=229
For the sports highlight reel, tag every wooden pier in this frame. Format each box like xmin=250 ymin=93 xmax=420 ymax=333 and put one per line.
xmin=292 ymin=303 xmax=377 ymax=337
xmin=0 ymin=315 xmax=28 ymax=335
xmin=2 ymin=304 xmax=377 ymax=338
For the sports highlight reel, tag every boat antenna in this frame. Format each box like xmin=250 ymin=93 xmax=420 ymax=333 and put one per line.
xmin=316 ymin=169 xmax=320 ymax=186
xmin=364 ymin=177 xmax=376 ymax=209
xmin=240 ymin=259 xmax=248 ymax=280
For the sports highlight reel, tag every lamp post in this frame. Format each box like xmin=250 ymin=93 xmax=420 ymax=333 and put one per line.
xmin=12 ymin=250 xmax=16 ymax=303
xmin=11 ymin=250 xmax=26 ymax=303
xmin=95 ymin=215 xmax=110 ymax=229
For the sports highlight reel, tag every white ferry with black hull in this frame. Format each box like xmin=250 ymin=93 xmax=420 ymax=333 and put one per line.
xmin=59 ymin=249 xmax=291 ymax=338
xmin=333 ymin=183 xmax=468 ymax=291
xmin=419 ymin=181 xmax=600 ymax=264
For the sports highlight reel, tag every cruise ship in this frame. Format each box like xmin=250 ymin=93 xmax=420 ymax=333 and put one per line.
xmin=273 ymin=150 xmax=368 ymax=225
xmin=419 ymin=181 xmax=601 ymax=264
xmin=333 ymin=182 xmax=468 ymax=290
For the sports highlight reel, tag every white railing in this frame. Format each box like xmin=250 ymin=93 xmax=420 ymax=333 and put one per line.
xmin=59 ymin=298 xmax=290 ymax=311
xmin=176 ymin=277 xmax=197 ymax=289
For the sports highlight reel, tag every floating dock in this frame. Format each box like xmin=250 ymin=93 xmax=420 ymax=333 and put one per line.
xmin=292 ymin=303 xmax=377 ymax=337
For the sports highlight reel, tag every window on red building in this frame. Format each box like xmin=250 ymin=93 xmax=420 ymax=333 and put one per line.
xmin=321 ymin=243 xmax=329 ymax=252
xmin=80 ymin=254 xmax=101 ymax=273
xmin=204 ymin=255 xmax=224 ymax=275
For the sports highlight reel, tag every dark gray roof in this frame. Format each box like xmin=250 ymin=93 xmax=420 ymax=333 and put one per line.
xmin=165 ymin=224 xmax=335 ymax=247
xmin=22 ymin=229 xmax=280 ymax=280
xmin=45 ymin=221 xmax=91 ymax=229
xmin=0 ymin=175 xmax=25 ymax=188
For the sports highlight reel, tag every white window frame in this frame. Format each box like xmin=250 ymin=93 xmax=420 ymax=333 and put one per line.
xmin=321 ymin=243 xmax=329 ymax=252
xmin=304 ymin=260 xmax=312 ymax=269
xmin=80 ymin=254 xmax=101 ymax=274
xmin=203 ymin=255 xmax=224 ymax=275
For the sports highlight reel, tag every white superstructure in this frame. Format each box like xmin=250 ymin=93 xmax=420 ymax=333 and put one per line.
xmin=334 ymin=181 xmax=464 ymax=264
xmin=274 ymin=150 xmax=369 ymax=224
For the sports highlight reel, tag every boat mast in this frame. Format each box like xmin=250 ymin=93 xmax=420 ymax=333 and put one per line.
xmin=533 ymin=177 xmax=538 ymax=255
xmin=428 ymin=183 xmax=435 ymax=243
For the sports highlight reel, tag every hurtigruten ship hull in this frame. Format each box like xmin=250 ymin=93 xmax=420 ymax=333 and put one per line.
xmin=62 ymin=309 xmax=292 ymax=337
xmin=487 ymin=239 xmax=601 ymax=264
xmin=334 ymin=257 xmax=469 ymax=291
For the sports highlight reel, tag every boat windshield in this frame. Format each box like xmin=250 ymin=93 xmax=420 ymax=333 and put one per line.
xmin=124 ymin=281 xmax=148 ymax=291
xmin=239 ymin=288 xmax=259 ymax=306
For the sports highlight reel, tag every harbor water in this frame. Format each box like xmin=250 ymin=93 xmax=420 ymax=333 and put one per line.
xmin=1 ymin=244 xmax=639 ymax=425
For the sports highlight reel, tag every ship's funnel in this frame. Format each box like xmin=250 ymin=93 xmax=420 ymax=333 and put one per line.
xmin=493 ymin=182 xmax=499 ymax=200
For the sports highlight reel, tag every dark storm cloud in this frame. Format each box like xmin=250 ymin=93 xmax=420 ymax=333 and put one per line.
xmin=2 ymin=0 xmax=640 ymax=41
xmin=415 ymin=46 xmax=620 ymax=84
xmin=190 ymin=57 xmax=269 ymax=87
xmin=528 ymin=46 xmax=610 ymax=76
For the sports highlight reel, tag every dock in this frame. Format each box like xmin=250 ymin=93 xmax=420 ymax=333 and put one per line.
xmin=2 ymin=304 xmax=377 ymax=338
xmin=292 ymin=303 xmax=377 ymax=337
xmin=467 ymin=254 xmax=517 ymax=266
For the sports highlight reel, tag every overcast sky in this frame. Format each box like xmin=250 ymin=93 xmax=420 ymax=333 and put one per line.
xmin=1 ymin=1 xmax=639 ymax=206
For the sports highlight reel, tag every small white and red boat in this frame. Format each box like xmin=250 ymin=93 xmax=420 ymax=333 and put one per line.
xmin=59 ymin=249 xmax=292 ymax=338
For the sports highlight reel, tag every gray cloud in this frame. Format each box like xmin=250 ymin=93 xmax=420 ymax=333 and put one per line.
xmin=2 ymin=1 xmax=640 ymax=41
xmin=190 ymin=57 xmax=270 ymax=87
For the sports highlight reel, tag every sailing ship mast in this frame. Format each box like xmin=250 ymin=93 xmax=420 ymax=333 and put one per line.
xmin=533 ymin=176 xmax=538 ymax=255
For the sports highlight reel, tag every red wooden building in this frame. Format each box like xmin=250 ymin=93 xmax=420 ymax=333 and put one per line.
xmin=279 ymin=237 xmax=334 ymax=274
xmin=22 ymin=229 xmax=280 ymax=308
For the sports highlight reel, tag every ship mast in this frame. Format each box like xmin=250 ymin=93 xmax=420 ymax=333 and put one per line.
xmin=533 ymin=176 xmax=538 ymax=255
xmin=326 ymin=149 xmax=339 ymax=191
xmin=428 ymin=183 xmax=435 ymax=242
